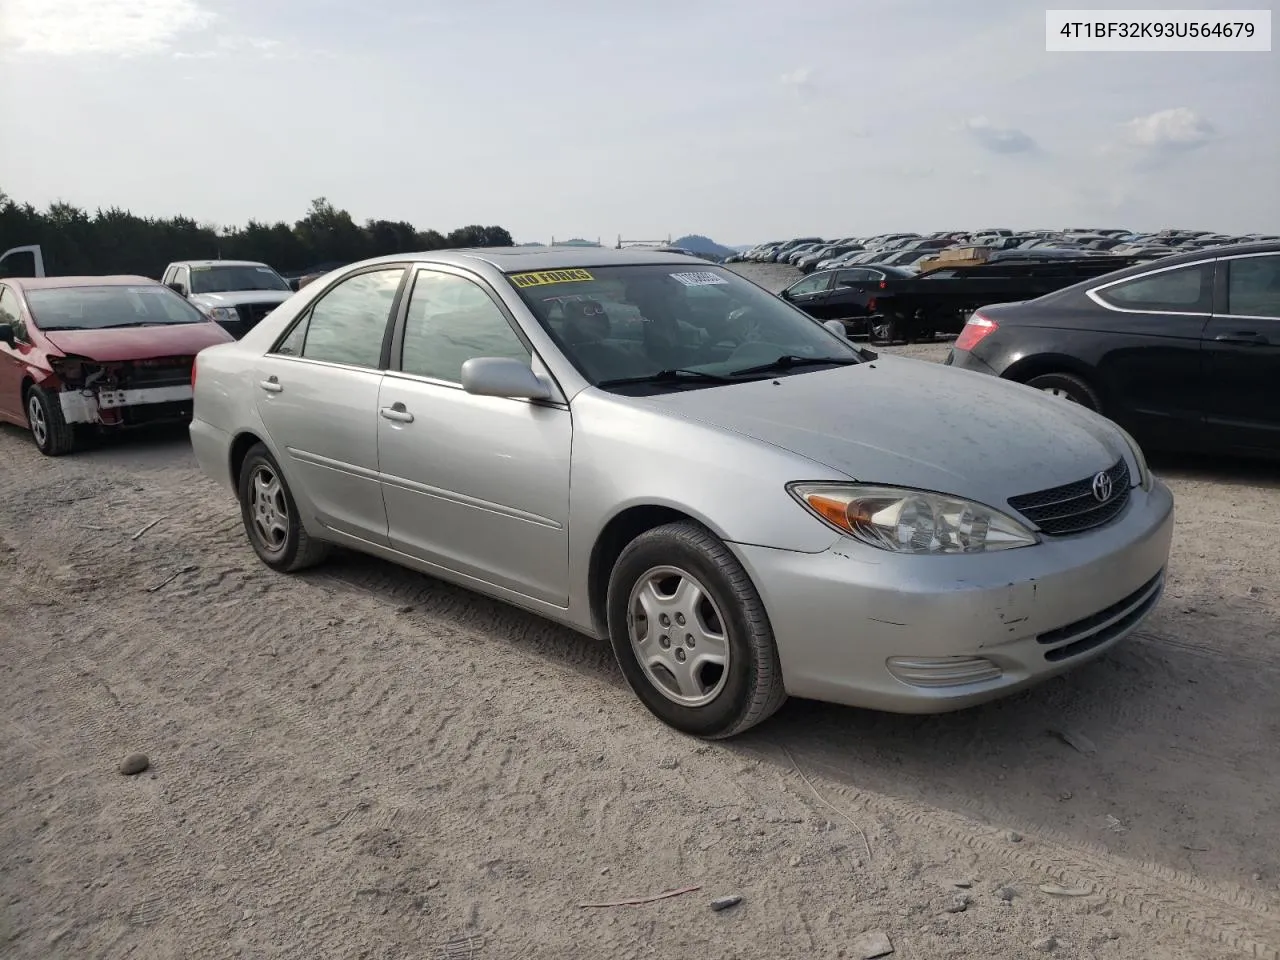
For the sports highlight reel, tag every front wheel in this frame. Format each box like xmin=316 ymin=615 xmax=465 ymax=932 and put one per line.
xmin=237 ymin=443 xmax=330 ymax=572
xmin=606 ymin=521 xmax=786 ymax=739
xmin=26 ymin=385 xmax=77 ymax=456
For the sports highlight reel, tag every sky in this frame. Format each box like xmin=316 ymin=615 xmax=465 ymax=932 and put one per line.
xmin=0 ymin=0 xmax=1277 ymax=245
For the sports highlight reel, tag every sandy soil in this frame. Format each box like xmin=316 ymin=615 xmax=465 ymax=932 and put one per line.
xmin=2 ymin=262 xmax=1278 ymax=959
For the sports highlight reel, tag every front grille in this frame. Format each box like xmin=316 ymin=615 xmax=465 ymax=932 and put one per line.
xmin=123 ymin=357 xmax=194 ymax=388
xmin=1008 ymin=457 xmax=1131 ymax=536
xmin=1038 ymin=570 xmax=1164 ymax=662
xmin=235 ymin=302 xmax=279 ymax=332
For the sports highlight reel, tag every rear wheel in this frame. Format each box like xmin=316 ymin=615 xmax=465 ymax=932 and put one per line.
xmin=25 ymin=385 xmax=76 ymax=456
xmin=1025 ymin=372 xmax=1102 ymax=412
xmin=606 ymin=521 xmax=786 ymax=739
xmin=237 ymin=443 xmax=330 ymax=572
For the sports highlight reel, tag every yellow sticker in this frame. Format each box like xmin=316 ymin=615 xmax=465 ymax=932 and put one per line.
xmin=509 ymin=268 xmax=594 ymax=288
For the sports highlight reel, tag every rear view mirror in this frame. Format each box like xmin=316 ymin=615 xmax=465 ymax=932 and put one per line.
xmin=823 ymin=319 xmax=850 ymax=340
xmin=461 ymin=357 xmax=552 ymax=401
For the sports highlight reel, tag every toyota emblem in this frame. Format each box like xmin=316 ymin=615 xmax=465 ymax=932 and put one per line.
xmin=1091 ymin=471 xmax=1113 ymax=503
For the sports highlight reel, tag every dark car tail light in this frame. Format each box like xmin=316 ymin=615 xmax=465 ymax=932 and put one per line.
xmin=955 ymin=313 xmax=999 ymax=352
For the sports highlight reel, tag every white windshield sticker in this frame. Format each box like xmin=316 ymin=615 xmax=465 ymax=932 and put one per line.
xmin=669 ymin=271 xmax=727 ymax=286
xmin=255 ymin=267 xmax=274 ymax=273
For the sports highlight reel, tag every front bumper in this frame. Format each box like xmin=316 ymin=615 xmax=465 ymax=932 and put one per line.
xmin=732 ymin=479 xmax=1174 ymax=713
xmin=59 ymin=385 xmax=195 ymax=426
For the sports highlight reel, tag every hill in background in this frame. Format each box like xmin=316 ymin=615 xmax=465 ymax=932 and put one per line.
xmin=673 ymin=234 xmax=737 ymax=259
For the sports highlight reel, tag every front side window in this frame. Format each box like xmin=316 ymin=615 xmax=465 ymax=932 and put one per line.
xmin=1226 ymin=255 xmax=1280 ymax=318
xmin=0 ymin=285 xmax=25 ymax=340
xmin=399 ymin=271 xmax=531 ymax=383
xmin=189 ymin=263 xmax=290 ymax=294
xmin=1095 ymin=262 xmax=1213 ymax=313
xmin=24 ymin=284 xmax=208 ymax=331
xmin=507 ymin=263 xmax=860 ymax=389
xmin=298 ymin=268 xmax=404 ymax=368
xmin=786 ymin=273 xmax=834 ymax=296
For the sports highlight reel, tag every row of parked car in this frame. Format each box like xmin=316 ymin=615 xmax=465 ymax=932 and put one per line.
xmin=730 ymin=228 xmax=1280 ymax=275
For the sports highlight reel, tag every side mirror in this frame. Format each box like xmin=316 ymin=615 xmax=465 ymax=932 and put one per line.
xmin=0 ymin=322 xmax=14 ymax=347
xmin=823 ymin=319 xmax=850 ymax=340
xmin=779 ymin=289 xmax=793 ymax=300
xmin=461 ymin=357 xmax=552 ymax=401
xmin=167 ymin=282 xmax=188 ymax=297
xmin=288 ymin=278 xmax=302 ymax=292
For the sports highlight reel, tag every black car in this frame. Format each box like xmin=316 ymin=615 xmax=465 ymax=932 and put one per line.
xmin=780 ymin=265 xmax=914 ymax=336
xmin=946 ymin=241 xmax=1280 ymax=459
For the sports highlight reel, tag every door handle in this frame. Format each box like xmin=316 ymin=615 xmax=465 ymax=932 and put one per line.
xmin=259 ymin=376 xmax=283 ymax=393
xmin=1213 ymin=332 xmax=1269 ymax=346
xmin=379 ymin=403 xmax=414 ymax=423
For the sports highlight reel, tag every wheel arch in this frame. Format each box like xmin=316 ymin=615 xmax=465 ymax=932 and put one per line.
xmin=587 ymin=504 xmax=713 ymax=639
xmin=1002 ymin=353 xmax=1103 ymax=396
xmin=229 ymin=430 xmax=267 ymax=489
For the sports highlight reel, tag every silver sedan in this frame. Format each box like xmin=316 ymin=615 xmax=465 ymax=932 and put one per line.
xmin=189 ymin=248 xmax=1173 ymax=739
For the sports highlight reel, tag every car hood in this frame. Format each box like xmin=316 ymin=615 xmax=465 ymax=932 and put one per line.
xmin=190 ymin=291 xmax=292 ymax=308
xmin=634 ymin=356 xmax=1130 ymax=507
xmin=44 ymin=322 xmax=234 ymax=362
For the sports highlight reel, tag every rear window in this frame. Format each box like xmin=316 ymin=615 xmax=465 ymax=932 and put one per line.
xmin=26 ymin=285 xmax=207 ymax=330
xmin=189 ymin=264 xmax=289 ymax=294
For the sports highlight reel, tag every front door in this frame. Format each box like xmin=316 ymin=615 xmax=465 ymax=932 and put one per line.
xmin=252 ymin=265 xmax=408 ymax=545
xmin=0 ymin=284 xmax=30 ymax=422
xmin=376 ymin=267 xmax=571 ymax=606
xmin=781 ymin=272 xmax=835 ymax=318
xmin=1201 ymin=252 xmax=1280 ymax=455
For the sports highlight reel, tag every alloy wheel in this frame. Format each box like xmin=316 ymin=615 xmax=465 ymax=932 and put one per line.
xmin=249 ymin=464 xmax=289 ymax=551
xmin=27 ymin=394 xmax=47 ymax=448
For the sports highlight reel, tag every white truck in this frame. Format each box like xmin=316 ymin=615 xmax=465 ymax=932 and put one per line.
xmin=161 ymin=259 xmax=294 ymax=339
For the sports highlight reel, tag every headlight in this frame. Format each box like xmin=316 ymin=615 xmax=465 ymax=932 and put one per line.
xmin=202 ymin=306 xmax=240 ymax=323
xmin=788 ymin=483 xmax=1038 ymax=555
xmin=1113 ymin=425 xmax=1152 ymax=491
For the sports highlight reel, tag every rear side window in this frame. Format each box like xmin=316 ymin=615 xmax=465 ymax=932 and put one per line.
xmin=285 ymin=267 xmax=404 ymax=368
xmin=1225 ymin=255 xmax=1280 ymax=318
xmin=1095 ymin=262 xmax=1213 ymax=313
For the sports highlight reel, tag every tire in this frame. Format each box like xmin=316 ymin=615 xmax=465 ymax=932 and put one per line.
xmin=1025 ymin=372 xmax=1102 ymax=412
xmin=606 ymin=521 xmax=786 ymax=739
xmin=25 ymin=384 xmax=77 ymax=456
xmin=237 ymin=442 xmax=330 ymax=572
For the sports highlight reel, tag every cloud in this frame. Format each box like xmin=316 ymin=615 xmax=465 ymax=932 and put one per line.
xmin=0 ymin=0 xmax=214 ymax=56
xmin=1121 ymin=107 xmax=1215 ymax=153
xmin=779 ymin=66 xmax=815 ymax=96
xmin=962 ymin=116 xmax=1039 ymax=155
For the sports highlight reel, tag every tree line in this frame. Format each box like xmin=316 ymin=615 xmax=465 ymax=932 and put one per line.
xmin=0 ymin=192 xmax=513 ymax=278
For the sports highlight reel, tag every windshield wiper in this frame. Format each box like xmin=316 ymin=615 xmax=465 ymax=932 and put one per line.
xmin=92 ymin=321 xmax=190 ymax=328
xmin=726 ymin=354 xmax=861 ymax=377
xmin=596 ymin=368 xmax=736 ymax=387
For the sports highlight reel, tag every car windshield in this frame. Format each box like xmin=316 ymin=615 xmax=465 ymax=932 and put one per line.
xmin=506 ymin=264 xmax=862 ymax=389
xmin=26 ymin=285 xmax=207 ymax=330
xmin=189 ymin=264 xmax=289 ymax=294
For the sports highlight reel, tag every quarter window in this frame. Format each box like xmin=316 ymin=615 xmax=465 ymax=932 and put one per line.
xmin=295 ymin=267 xmax=404 ymax=367
xmin=1226 ymin=255 xmax=1280 ymax=318
xmin=1095 ymin=262 xmax=1213 ymax=313
xmin=399 ymin=271 xmax=531 ymax=383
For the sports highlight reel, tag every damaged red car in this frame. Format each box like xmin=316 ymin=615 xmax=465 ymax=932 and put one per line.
xmin=0 ymin=276 xmax=234 ymax=455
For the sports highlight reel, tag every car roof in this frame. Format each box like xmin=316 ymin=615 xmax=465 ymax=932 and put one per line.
xmin=1082 ymin=240 xmax=1280 ymax=282
xmin=351 ymin=246 xmax=707 ymax=273
xmin=4 ymin=275 xmax=158 ymax=290
xmin=171 ymin=259 xmax=270 ymax=268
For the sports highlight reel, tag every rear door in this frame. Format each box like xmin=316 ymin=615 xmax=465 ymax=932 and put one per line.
xmin=1084 ymin=259 xmax=1215 ymax=449
xmin=1201 ymin=252 xmax=1280 ymax=454
xmin=252 ymin=264 xmax=408 ymax=545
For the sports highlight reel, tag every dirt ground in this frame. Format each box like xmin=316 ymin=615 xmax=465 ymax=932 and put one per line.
xmin=2 ymin=262 xmax=1279 ymax=960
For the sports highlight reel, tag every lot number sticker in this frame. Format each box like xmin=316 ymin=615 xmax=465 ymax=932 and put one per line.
xmin=510 ymin=269 xmax=595 ymax=288
xmin=670 ymin=271 xmax=728 ymax=286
